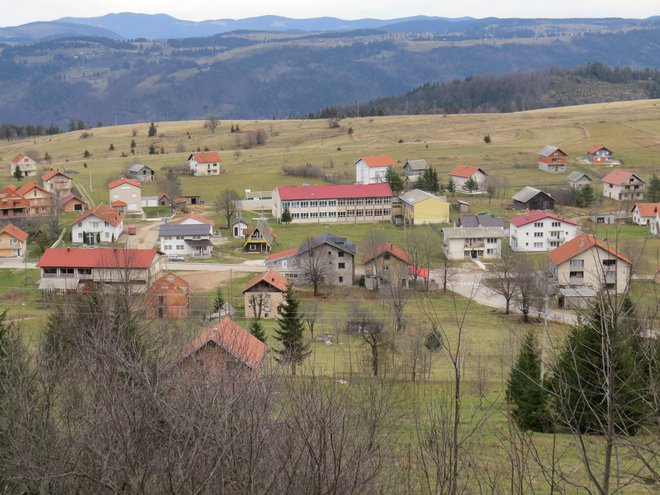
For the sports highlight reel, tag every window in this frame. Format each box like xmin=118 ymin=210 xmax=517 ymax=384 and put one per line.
xmin=487 ymin=248 xmax=494 ymax=254
xmin=534 ymin=232 xmax=543 ymax=238
xmin=534 ymin=222 xmax=543 ymax=228
xmin=570 ymin=260 xmax=584 ymax=268
xmin=338 ymin=276 xmax=344 ymax=283
xmin=105 ymin=232 xmax=110 ymax=239
xmin=338 ymin=251 xmax=344 ymax=257
xmin=533 ymin=242 xmax=543 ymax=248
xmin=602 ymin=259 xmax=616 ymax=266
xmin=551 ymin=221 xmax=561 ymax=227
xmin=78 ymin=268 xmax=92 ymax=275
xmin=78 ymin=233 xmax=83 ymax=239
xmin=487 ymin=238 xmax=497 ymax=243
xmin=338 ymin=263 xmax=345 ymax=269
xmin=569 ymin=271 xmax=584 ymax=279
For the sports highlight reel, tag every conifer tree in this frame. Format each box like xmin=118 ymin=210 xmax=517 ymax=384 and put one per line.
xmin=148 ymin=122 xmax=157 ymax=137
xmin=249 ymin=320 xmax=267 ymax=343
xmin=273 ymin=286 xmax=309 ymax=375
xmin=212 ymin=287 xmax=225 ymax=314
xmin=281 ymin=205 xmax=292 ymax=224
xmin=385 ymin=167 xmax=404 ymax=195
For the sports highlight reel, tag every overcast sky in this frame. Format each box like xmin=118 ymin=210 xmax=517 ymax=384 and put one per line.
xmin=4 ymin=1 xmax=659 ymax=27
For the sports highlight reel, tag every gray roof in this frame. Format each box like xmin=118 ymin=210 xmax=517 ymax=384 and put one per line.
xmin=232 ymin=219 xmax=248 ymax=226
xmin=128 ymin=164 xmax=153 ymax=173
xmin=252 ymin=220 xmax=274 ymax=245
xmin=185 ymin=239 xmax=213 ymax=247
xmin=558 ymin=287 xmax=597 ymax=298
xmin=456 ymin=214 xmax=505 ymax=228
xmin=566 ymin=172 xmax=592 ymax=182
xmin=298 ymin=232 xmax=357 ymax=256
xmin=399 ymin=189 xmax=447 ymax=205
xmin=512 ymin=186 xmax=552 ymax=203
xmin=538 ymin=145 xmax=564 ymax=157
xmin=403 ymin=159 xmax=428 ymax=172
xmin=442 ymin=227 xmax=506 ymax=239
xmin=159 ymin=223 xmax=212 ymax=237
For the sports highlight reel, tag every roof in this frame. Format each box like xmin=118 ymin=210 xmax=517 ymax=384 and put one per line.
xmin=298 ymin=232 xmax=357 ymax=257
xmin=178 ymin=318 xmax=268 ymax=371
xmin=244 ymin=220 xmax=275 ymax=246
xmin=357 ymin=155 xmax=396 ymax=168
xmin=232 ymin=219 xmax=248 ymax=227
xmin=363 ymin=242 xmax=411 ymax=264
xmin=0 ymin=185 xmax=18 ymax=196
xmin=10 ymin=153 xmax=26 ymax=164
xmin=512 ymin=186 xmax=552 ymax=203
xmin=409 ymin=265 xmax=429 ymax=279
xmin=37 ymin=248 xmax=159 ymax=269
xmin=107 ymin=177 xmax=141 ymax=190
xmin=150 ymin=272 xmax=189 ymax=292
xmin=602 ymin=170 xmax=644 ymax=186
xmin=587 ymin=144 xmax=611 ymax=154
xmin=399 ymin=189 xmax=447 ymax=205
xmin=442 ymin=227 xmax=506 ymax=240
xmin=41 ymin=169 xmax=71 ymax=182
xmin=128 ymin=163 xmax=153 ymax=173
xmin=159 ymin=223 xmax=212 ymax=237
xmin=456 ymin=214 xmax=505 ymax=229
xmin=16 ymin=182 xmax=49 ymax=196
xmin=61 ymin=194 xmax=86 ymax=205
xmin=632 ymin=203 xmax=660 ymax=217
xmin=266 ymin=247 xmax=299 ymax=263
xmin=403 ymin=159 xmax=428 ymax=172
xmin=566 ymin=171 xmax=593 ymax=182
xmin=450 ymin=165 xmax=486 ymax=178
xmin=276 ymin=183 xmax=393 ymax=201
xmin=242 ymin=269 xmax=288 ymax=293
xmin=185 ymin=239 xmax=213 ymax=247
xmin=111 ymin=200 xmax=127 ymax=207
xmin=189 ymin=151 xmax=221 ymax=164
xmin=170 ymin=213 xmax=215 ymax=226
xmin=547 ymin=233 xmax=631 ymax=266
xmin=538 ymin=145 xmax=566 ymax=157
xmin=510 ymin=210 xmax=578 ymax=228
xmin=0 ymin=224 xmax=28 ymax=242
xmin=71 ymin=203 xmax=124 ymax=227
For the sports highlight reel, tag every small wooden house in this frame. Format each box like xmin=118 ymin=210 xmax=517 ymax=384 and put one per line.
xmin=586 ymin=144 xmax=613 ymax=164
xmin=566 ymin=172 xmax=593 ymax=189
xmin=538 ymin=145 xmax=567 ymax=173
xmin=61 ymin=194 xmax=87 ymax=213
xmin=512 ymin=186 xmax=555 ymax=210
xmin=243 ymin=220 xmax=275 ymax=253
xmin=128 ymin=163 xmax=155 ymax=182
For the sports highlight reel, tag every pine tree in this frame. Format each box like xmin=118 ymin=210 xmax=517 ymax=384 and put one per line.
xmin=13 ymin=165 xmax=22 ymax=181
xmin=418 ymin=167 xmax=440 ymax=194
xmin=446 ymin=178 xmax=455 ymax=195
xmin=647 ymin=174 xmax=660 ymax=202
xmin=212 ymin=287 xmax=225 ymax=314
xmin=249 ymin=320 xmax=267 ymax=343
xmin=385 ymin=167 xmax=404 ymax=195
xmin=581 ymin=184 xmax=595 ymax=206
xmin=148 ymin=122 xmax=157 ymax=137
xmin=273 ymin=286 xmax=309 ymax=375
xmin=281 ymin=205 xmax=292 ymax=224
xmin=464 ymin=177 xmax=479 ymax=193
xmin=506 ymin=330 xmax=553 ymax=432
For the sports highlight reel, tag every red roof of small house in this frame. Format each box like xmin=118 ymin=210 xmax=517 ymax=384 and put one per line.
xmin=587 ymin=144 xmax=611 ymax=154
xmin=242 ymin=269 xmax=288 ymax=293
xmin=72 ymin=203 xmax=124 ymax=227
xmin=190 ymin=151 xmax=222 ymax=164
xmin=602 ymin=170 xmax=641 ymax=186
xmin=41 ymin=169 xmax=71 ymax=182
xmin=509 ymin=210 xmax=578 ymax=228
xmin=170 ymin=213 xmax=216 ymax=226
xmin=0 ymin=224 xmax=28 ymax=243
xmin=60 ymin=194 xmax=86 ymax=206
xmin=158 ymin=192 xmax=170 ymax=200
xmin=15 ymin=182 xmax=49 ymax=196
xmin=149 ymin=272 xmax=190 ymax=294
xmin=357 ymin=155 xmax=396 ymax=168
xmin=11 ymin=153 xmax=33 ymax=164
xmin=178 ymin=318 xmax=268 ymax=371
xmin=107 ymin=177 xmax=141 ymax=190
xmin=409 ymin=265 xmax=429 ymax=279
xmin=362 ymin=242 xmax=411 ymax=264
xmin=547 ymin=234 xmax=631 ymax=266
xmin=631 ymin=203 xmax=660 ymax=217
xmin=37 ymin=247 xmax=159 ymax=269
xmin=111 ymin=200 xmax=128 ymax=207
xmin=276 ymin=183 xmax=393 ymax=201
xmin=449 ymin=165 xmax=485 ymax=178
xmin=266 ymin=247 xmax=299 ymax=262
xmin=0 ymin=185 xmax=18 ymax=196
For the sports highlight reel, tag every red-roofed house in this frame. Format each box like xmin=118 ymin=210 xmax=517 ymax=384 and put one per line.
xmin=0 ymin=185 xmax=28 ymax=218
xmin=41 ymin=169 xmax=72 ymax=198
xmin=9 ymin=154 xmax=37 ymax=177
xmin=71 ymin=203 xmax=124 ymax=244
xmin=355 ymin=155 xmax=396 ymax=184
xmin=537 ymin=145 xmax=567 ymax=172
xmin=602 ymin=170 xmax=645 ymax=201
xmin=449 ymin=165 xmax=487 ymax=192
xmin=0 ymin=224 xmax=28 ymax=257
xmin=630 ymin=203 xmax=660 ymax=226
xmin=587 ymin=144 xmax=613 ymax=164
xmin=242 ymin=269 xmax=288 ymax=319
xmin=509 ymin=210 xmax=580 ymax=252
xmin=108 ymin=177 xmax=142 ymax=213
xmin=37 ymin=247 xmax=163 ymax=293
xmin=547 ymin=234 xmax=631 ymax=294
xmin=61 ymin=194 xmax=87 ymax=213
xmin=188 ymin=151 xmax=223 ymax=176
xmin=15 ymin=182 xmax=54 ymax=216
xmin=145 ymin=272 xmax=190 ymax=319
xmin=272 ymin=183 xmax=393 ymax=224
xmin=170 ymin=213 xmax=216 ymax=235
xmin=363 ymin=242 xmax=413 ymax=288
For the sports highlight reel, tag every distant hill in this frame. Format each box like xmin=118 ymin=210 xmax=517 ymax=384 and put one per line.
xmin=0 ymin=21 xmax=119 ymax=42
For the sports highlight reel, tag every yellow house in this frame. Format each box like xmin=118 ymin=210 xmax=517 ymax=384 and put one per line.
xmin=399 ymin=189 xmax=450 ymax=225
xmin=0 ymin=224 xmax=28 ymax=257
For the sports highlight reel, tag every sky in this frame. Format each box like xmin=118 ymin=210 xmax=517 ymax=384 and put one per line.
xmin=4 ymin=1 xmax=659 ymax=27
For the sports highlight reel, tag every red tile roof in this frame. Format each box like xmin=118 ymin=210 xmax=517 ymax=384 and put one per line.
xmin=0 ymin=224 xmax=28 ymax=243
xmin=602 ymin=170 xmax=640 ymax=185
xmin=510 ymin=210 xmax=578 ymax=228
xmin=631 ymin=203 xmax=660 ymax=217
xmin=450 ymin=165 xmax=485 ymax=178
xmin=242 ymin=269 xmax=288 ymax=293
xmin=276 ymin=183 xmax=393 ymax=201
xmin=107 ymin=177 xmax=141 ymax=190
xmin=0 ymin=185 xmax=18 ymax=196
xmin=16 ymin=182 xmax=49 ymax=197
xmin=10 ymin=154 xmax=32 ymax=164
xmin=61 ymin=194 xmax=86 ymax=205
xmin=409 ymin=265 xmax=429 ymax=279
xmin=111 ymin=200 xmax=127 ymax=207
xmin=179 ymin=318 xmax=268 ymax=370
xmin=266 ymin=247 xmax=299 ymax=262
xmin=547 ymin=233 xmax=631 ymax=266
xmin=41 ymin=169 xmax=71 ymax=182
xmin=190 ymin=151 xmax=222 ymax=164
xmin=72 ymin=203 xmax=124 ymax=227
xmin=170 ymin=213 xmax=216 ymax=226
xmin=37 ymin=247 xmax=159 ymax=269
xmin=358 ymin=155 xmax=396 ymax=168
xmin=362 ymin=242 xmax=411 ymax=264
xmin=587 ymin=144 xmax=610 ymax=154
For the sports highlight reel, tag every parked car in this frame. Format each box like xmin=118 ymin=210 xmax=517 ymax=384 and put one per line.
xmin=167 ymin=254 xmax=185 ymax=262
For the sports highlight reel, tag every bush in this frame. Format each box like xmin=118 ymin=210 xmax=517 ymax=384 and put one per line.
xmin=281 ymin=163 xmax=323 ymax=178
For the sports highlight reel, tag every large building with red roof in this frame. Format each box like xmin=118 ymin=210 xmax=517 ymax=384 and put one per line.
xmin=272 ymin=183 xmax=393 ymax=224
xmin=602 ymin=170 xmax=645 ymax=201
xmin=355 ymin=154 xmax=396 ymax=185
xmin=509 ymin=210 xmax=580 ymax=253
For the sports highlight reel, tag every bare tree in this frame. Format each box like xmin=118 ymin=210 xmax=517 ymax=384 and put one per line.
xmin=515 ymin=258 xmax=539 ymax=323
xmin=299 ymin=239 xmax=332 ymax=297
xmin=437 ymin=252 xmax=455 ymax=294
xmin=349 ymin=303 xmax=388 ymax=377
xmin=363 ymin=229 xmax=388 ymax=286
xmin=215 ymin=189 xmax=241 ymax=229
xmin=383 ymin=264 xmax=409 ymax=332
xmin=489 ymin=249 xmax=520 ymax=315
xmin=302 ymin=301 xmax=319 ymax=340
xmin=248 ymin=294 xmax=267 ymax=320
xmin=204 ymin=116 xmax=219 ymax=133
xmin=406 ymin=229 xmax=435 ymax=291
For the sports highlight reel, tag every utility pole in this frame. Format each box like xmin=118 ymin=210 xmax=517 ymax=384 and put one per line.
xmin=541 ymin=293 xmax=549 ymax=385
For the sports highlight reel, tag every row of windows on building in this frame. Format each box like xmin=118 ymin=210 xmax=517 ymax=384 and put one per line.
xmin=282 ymin=197 xmax=392 ymax=209
xmin=291 ymin=208 xmax=391 ymax=219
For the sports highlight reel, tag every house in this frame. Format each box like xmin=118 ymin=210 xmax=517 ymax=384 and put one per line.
xmin=442 ymin=227 xmax=506 ymax=260
xmin=173 ymin=318 xmax=268 ymax=380
xmin=651 ymin=209 xmax=660 ymax=236
xmin=108 ymin=177 xmax=142 ymax=213
xmin=242 ymin=269 xmax=288 ymax=319
xmin=159 ymin=223 xmax=213 ymax=258
xmin=158 ymin=193 xmax=171 ymax=206
xmin=586 ymin=144 xmax=613 ymax=164
xmin=15 ymin=182 xmax=54 ymax=216
xmin=509 ymin=210 xmax=580 ymax=253
xmin=145 ymin=273 xmax=190 ymax=319
xmin=188 ymin=151 xmax=223 ymax=176
xmin=266 ymin=233 xmax=357 ymax=287
xmin=9 ymin=154 xmax=37 ymax=177
xmin=71 ymin=203 xmax=124 ymax=245
xmin=590 ymin=211 xmax=627 ymax=225
xmin=0 ymin=185 xmax=28 ymax=218
xmin=128 ymin=163 xmax=155 ymax=182
xmin=272 ymin=183 xmax=393 ymax=224
xmin=566 ymin=172 xmax=593 ymax=189
xmin=547 ymin=233 xmax=632 ymax=294
xmin=455 ymin=214 xmax=505 ymax=229
xmin=169 ymin=213 xmax=215 ymax=235
xmin=0 ymin=224 xmax=28 ymax=257
xmin=512 ymin=186 xmax=555 ymax=210
xmin=41 ymin=169 xmax=73 ymax=198
xmin=355 ymin=155 xmax=396 ymax=184
xmin=232 ymin=219 xmax=248 ymax=238
xmin=362 ymin=242 xmax=413 ymax=289
xmin=399 ymin=189 xmax=450 ymax=225
xmin=631 ymin=203 xmax=660 ymax=226
xmin=402 ymin=159 xmax=428 ymax=183
xmin=602 ymin=170 xmax=645 ymax=201
xmin=538 ymin=145 xmax=567 ymax=173
xmin=449 ymin=165 xmax=487 ymax=192
xmin=174 ymin=195 xmax=203 ymax=208
xmin=61 ymin=194 xmax=86 ymax=213
xmin=37 ymin=247 xmax=163 ymax=294
xmin=111 ymin=200 xmax=127 ymax=214
xmin=244 ymin=220 xmax=275 ymax=253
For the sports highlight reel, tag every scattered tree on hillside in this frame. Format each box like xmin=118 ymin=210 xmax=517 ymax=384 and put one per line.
xmin=204 ymin=116 xmax=219 ymax=133
xmin=13 ymin=166 xmax=22 ymax=181
xmin=302 ymin=302 xmax=319 ymax=341
xmin=130 ymin=139 xmax=136 ymax=150
xmin=490 ymin=250 xmax=519 ymax=315
xmin=647 ymin=174 xmax=660 ymax=202
xmin=83 ymin=150 xmax=91 ymax=158
xmin=108 ymin=143 xmax=114 ymax=151
xmin=417 ymin=167 xmax=439 ymax=194
xmin=446 ymin=178 xmax=455 ymax=195
xmin=148 ymin=122 xmax=157 ymax=137
xmin=515 ymin=259 xmax=539 ymax=323
xmin=161 ymin=168 xmax=182 ymax=204
xmin=273 ymin=286 xmax=309 ymax=375
xmin=349 ymin=303 xmax=387 ymax=377
xmin=483 ymin=134 xmax=492 ymax=144
xmin=299 ymin=239 xmax=332 ymax=297
xmin=385 ymin=167 xmax=404 ymax=195
xmin=215 ymin=189 xmax=241 ymax=228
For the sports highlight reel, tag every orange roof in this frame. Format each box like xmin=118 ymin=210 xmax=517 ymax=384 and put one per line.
xmin=10 ymin=153 xmax=33 ymax=164
xmin=37 ymin=247 xmax=159 ymax=269
xmin=602 ymin=170 xmax=640 ymax=185
xmin=16 ymin=182 xmax=49 ymax=197
xmin=111 ymin=200 xmax=127 ymax=207
xmin=0 ymin=185 xmax=18 ymax=196
xmin=0 ymin=223 xmax=28 ymax=243
xmin=358 ymin=155 xmax=396 ymax=168
xmin=107 ymin=177 xmax=141 ymax=190
xmin=72 ymin=203 xmax=124 ymax=227
xmin=587 ymin=144 xmax=610 ymax=154
xmin=149 ymin=272 xmax=190 ymax=293
xmin=190 ymin=151 xmax=222 ymax=164
xmin=242 ymin=269 xmax=288 ymax=293
xmin=547 ymin=233 xmax=631 ymax=266
xmin=178 ymin=318 xmax=268 ymax=370
xmin=632 ymin=203 xmax=660 ymax=217
xmin=61 ymin=194 xmax=86 ymax=205
xmin=266 ymin=247 xmax=298 ymax=262
xmin=362 ymin=242 xmax=412 ymax=264
xmin=450 ymin=165 xmax=485 ymax=178
xmin=170 ymin=213 xmax=216 ymax=226
xmin=41 ymin=169 xmax=71 ymax=182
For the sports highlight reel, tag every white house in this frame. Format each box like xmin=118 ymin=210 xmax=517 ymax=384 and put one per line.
xmin=355 ymin=155 xmax=395 ymax=185
xmin=602 ymin=170 xmax=646 ymax=201
xmin=509 ymin=210 xmax=580 ymax=253
xmin=442 ymin=227 xmax=505 ymax=260
xmin=449 ymin=165 xmax=488 ymax=192
xmin=232 ymin=219 xmax=248 ymax=238
xmin=169 ymin=213 xmax=216 ymax=235
xmin=631 ymin=203 xmax=660 ymax=226
xmin=159 ymin=223 xmax=213 ymax=257
xmin=108 ymin=178 xmax=142 ymax=213
xmin=71 ymin=203 xmax=124 ymax=245
xmin=188 ymin=151 xmax=223 ymax=176
xmin=9 ymin=154 xmax=37 ymax=177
